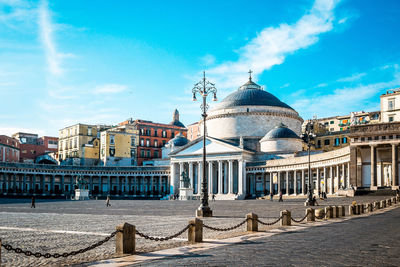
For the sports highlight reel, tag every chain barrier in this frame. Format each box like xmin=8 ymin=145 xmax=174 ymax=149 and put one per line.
xmin=136 ymin=224 xmax=191 ymax=241
xmin=203 ymin=219 xmax=247 ymax=231
xmin=291 ymin=210 xmax=310 ymax=223
xmin=1 ymin=230 xmax=120 ymax=258
xmin=315 ymin=213 xmax=325 ymax=220
xmin=255 ymin=215 xmax=282 ymax=226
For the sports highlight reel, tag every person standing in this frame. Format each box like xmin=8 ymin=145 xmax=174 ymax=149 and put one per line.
xmin=212 ymin=194 xmax=215 ymax=201
xmin=106 ymin=196 xmax=111 ymax=207
xmin=270 ymin=192 xmax=273 ymax=201
xmin=31 ymin=196 xmax=35 ymax=208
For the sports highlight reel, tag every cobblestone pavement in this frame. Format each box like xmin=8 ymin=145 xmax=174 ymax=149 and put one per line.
xmin=0 ymin=196 xmax=393 ymax=266
xmin=133 ymin=206 xmax=400 ymax=267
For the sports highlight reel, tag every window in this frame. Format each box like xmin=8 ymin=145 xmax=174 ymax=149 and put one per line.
xmin=130 ymin=148 xmax=135 ymax=157
xmin=146 ymin=140 xmax=150 ymax=147
xmin=146 ymin=129 xmax=151 ymax=136
xmin=110 ymin=135 xmax=115 ymax=145
xmin=367 ymin=137 xmax=372 ymax=141
xmin=140 ymin=139 xmax=144 ymax=146
xmin=330 ymin=121 xmax=334 ymax=124
xmin=131 ymin=137 xmax=135 ymax=146
xmin=324 ymin=139 xmax=330 ymax=146
xmin=109 ymin=147 xmax=115 ymax=156
xmin=389 ymin=135 xmax=394 ymax=140
xmin=162 ymin=131 xmax=167 ymax=138
xmin=388 ymin=99 xmax=395 ymax=110
xmin=171 ymin=132 xmax=175 ymax=138
xmin=146 ymin=150 xmax=151 ymax=158
xmin=324 ymin=122 xmax=329 ymax=126
xmin=88 ymin=127 xmax=92 ymax=136
xmin=141 ymin=150 xmax=145 ymax=157
xmin=154 ymin=140 xmax=158 ymax=147
xmin=374 ymin=136 xmax=379 ymax=140
xmin=317 ymin=140 xmax=321 ymax=148
xmin=334 ymin=138 xmax=340 ymax=146
xmin=154 ymin=150 xmax=159 ymax=158
xmin=154 ymin=130 xmax=158 ymax=137
xmin=75 ymin=128 xmax=77 ymax=135
xmin=382 ymin=136 xmax=386 ymax=140
xmin=389 ymin=115 xmax=394 ymax=122
xmin=361 ymin=137 xmax=365 ymax=142
xmin=140 ymin=129 xmax=145 ymax=135
xmin=162 ymin=140 xmax=166 ymax=146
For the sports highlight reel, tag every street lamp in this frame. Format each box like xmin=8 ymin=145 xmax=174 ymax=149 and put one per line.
xmin=301 ymin=119 xmax=316 ymax=206
xmin=192 ymin=71 xmax=217 ymax=217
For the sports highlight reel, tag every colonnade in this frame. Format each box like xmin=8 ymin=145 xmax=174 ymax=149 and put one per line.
xmin=247 ymin=162 xmax=350 ymax=197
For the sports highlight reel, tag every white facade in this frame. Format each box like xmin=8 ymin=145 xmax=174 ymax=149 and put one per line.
xmin=380 ymin=89 xmax=400 ymax=123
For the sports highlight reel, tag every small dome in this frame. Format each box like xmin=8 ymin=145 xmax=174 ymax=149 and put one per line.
xmin=170 ymin=109 xmax=186 ymax=128
xmin=169 ymin=133 xmax=189 ymax=147
xmin=212 ymin=79 xmax=294 ymax=110
xmin=261 ymin=123 xmax=300 ymax=141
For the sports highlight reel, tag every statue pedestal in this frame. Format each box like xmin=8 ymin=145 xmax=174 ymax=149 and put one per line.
xmin=179 ymin=187 xmax=193 ymax=200
xmin=75 ymin=189 xmax=89 ymax=200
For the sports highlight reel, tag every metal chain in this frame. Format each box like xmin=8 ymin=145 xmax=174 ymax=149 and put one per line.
xmin=255 ymin=215 xmax=282 ymax=226
xmin=1 ymin=230 xmax=120 ymax=258
xmin=203 ymin=219 xmax=247 ymax=231
xmin=291 ymin=210 xmax=310 ymax=223
xmin=315 ymin=213 xmax=325 ymax=220
xmin=136 ymin=224 xmax=191 ymax=241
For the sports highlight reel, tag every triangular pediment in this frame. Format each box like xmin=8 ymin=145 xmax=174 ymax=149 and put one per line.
xmin=169 ymin=136 xmax=253 ymax=157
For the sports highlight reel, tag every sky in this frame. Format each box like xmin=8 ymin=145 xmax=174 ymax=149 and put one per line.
xmin=1 ymin=0 xmax=400 ymax=137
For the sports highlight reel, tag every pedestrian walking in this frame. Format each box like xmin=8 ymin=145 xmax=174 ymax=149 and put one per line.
xmin=212 ymin=194 xmax=215 ymax=201
xmin=278 ymin=190 xmax=283 ymax=202
xmin=31 ymin=196 xmax=35 ymax=208
xmin=106 ymin=196 xmax=111 ymax=207
xmin=270 ymin=192 xmax=273 ymax=201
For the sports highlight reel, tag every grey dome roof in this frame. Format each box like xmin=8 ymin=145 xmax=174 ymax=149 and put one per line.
xmin=261 ymin=123 xmax=300 ymax=141
xmin=169 ymin=133 xmax=189 ymax=146
xmin=212 ymin=80 xmax=294 ymax=110
xmin=170 ymin=120 xmax=185 ymax=128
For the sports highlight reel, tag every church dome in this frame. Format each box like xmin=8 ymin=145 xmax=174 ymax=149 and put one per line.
xmin=213 ymin=80 xmax=294 ymax=110
xmin=169 ymin=133 xmax=189 ymax=147
xmin=261 ymin=123 xmax=301 ymax=141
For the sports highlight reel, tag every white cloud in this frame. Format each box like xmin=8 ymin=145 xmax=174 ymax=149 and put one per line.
xmin=38 ymin=0 xmax=64 ymax=76
xmin=0 ymin=126 xmax=45 ymax=137
xmin=280 ymin=83 xmax=290 ymax=88
xmin=94 ymin=84 xmax=128 ymax=94
xmin=315 ymin=83 xmax=328 ymax=88
xmin=200 ymin=54 xmax=216 ymax=66
xmin=337 ymin=72 xmax=366 ymax=82
xmin=207 ymin=0 xmax=340 ymax=91
xmin=291 ymin=69 xmax=400 ymax=119
xmin=338 ymin=17 xmax=348 ymax=24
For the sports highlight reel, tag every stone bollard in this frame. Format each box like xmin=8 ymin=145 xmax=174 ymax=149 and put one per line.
xmin=349 ymin=205 xmax=356 ymax=215
xmin=306 ymin=208 xmax=315 ymax=222
xmin=375 ymin=201 xmax=380 ymax=210
xmin=368 ymin=203 xmax=373 ymax=212
xmin=324 ymin=206 xmax=333 ymax=219
xmin=380 ymin=200 xmax=386 ymax=208
xmin=188 ymin=218 xmax=203 ymax=243
xmin=393 ymin=197 xmax=397 ymax=204
xmin=387 ymin=199 xmax=392 ymax=206
xmin=360 ymin=204 xmax=365 ymax=214
xmin=246 ymin=213 xmax=258 ymax=232
xmin=280 ymin=210 xmax=291 ymax=226
xmin=338 ymin=206 xmax=345 ymax=217
xmin=356 ymin=204 xmax=361 ymax=215
xmin=116 ymin=222 xmax=135 ymax=255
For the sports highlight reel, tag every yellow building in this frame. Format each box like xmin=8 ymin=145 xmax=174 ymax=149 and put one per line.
xmin=58 ymin=123 xmax=111 ymax=164
xmin=81 ymin=138 xmax=101 ymax=165
xmin=100 ymin=124 xmax=139 ymax=166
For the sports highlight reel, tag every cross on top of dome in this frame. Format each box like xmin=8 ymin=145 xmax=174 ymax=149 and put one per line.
xmin=238 ymin=70 xmax=262 ymax=91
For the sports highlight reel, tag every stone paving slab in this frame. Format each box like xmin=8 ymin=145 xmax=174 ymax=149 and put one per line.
xmin=0 ymin=196 xmax=392 ymax=266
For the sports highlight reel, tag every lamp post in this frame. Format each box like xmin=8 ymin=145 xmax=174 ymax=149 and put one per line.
xmin=192 ymin=71 xmax=217 ymax=217
xmin=301 ymin=119 xmax=316 ymax=206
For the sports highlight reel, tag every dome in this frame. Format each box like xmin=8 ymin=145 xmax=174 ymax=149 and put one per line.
xmin=169 ymin=133 xmax=189 ymax=147
xmin=261 ymin=123 xmax=300 ymax=141
xmin=170 ymin=120 xmax=185 ymax=128
xmin=212 ymin=80 xmax=294 ymax=110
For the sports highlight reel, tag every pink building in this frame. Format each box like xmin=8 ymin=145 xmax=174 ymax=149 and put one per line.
xmin=0 ymin=135 xmax=20 ymax=162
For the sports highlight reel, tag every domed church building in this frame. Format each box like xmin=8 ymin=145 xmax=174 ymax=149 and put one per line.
xmin=168 ymin=73 xmax=305 ymax=200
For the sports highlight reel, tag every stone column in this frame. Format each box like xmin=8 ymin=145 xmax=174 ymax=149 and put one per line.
xmin=41 ymin=174 xmax=45 ymax=193
xmin=218 ymin=161 xmax=223 ymax=194
xmin=316 ymin=168 xmax=320 ymax=195
xmin=50 ymin=175 xmax=55 ymax=192
xmin=371 ymin=145 xmax=377 ymax=189
xmin=198 ymin=162 xmax=203 ymax=195
xmin=189 ymin=162 xmax=194 ymax=190
xmin=158 ymin=176 xmax=162 ymax=195
xmin=323 ymin=167 xmax=327 ymax=193
xmin=208 ymin=161 xmax=213 ymax=194
xmin=262 ymin=172 xmax=266 ymax=195
xmin=347 ymin=162 xmax=350 ymax=188
xmin=252 ymin=173 xmax=256 ymax=196
xmin=90 ymin=176 xmax=93 ymax=192
xmin=133 ymin=176 xmax=137 ymax=195
xmin=33 ymin=174 xmax=36 ymax=192
xmin=150 ymin=176 xmax=154 ymax=195
xmin=23 ymin=174 xmax=27 ymax=193
xmin=285 ymin=171 xmax=289 ymax=196
xmin=224 ymin=162 xmax=228 ymax=194
xmin=301 ymin=169 xmax=305 ymax=195
xmin=392 ymin=144 xmax=399 ymax=188
xmin=229 ymin=160 xmax=234 ymax=194
xmin=179 ymin=162 xmax=184 ymax=192
xmin=13 ymin=173 xmax=16 ymax=192
xmin=330 ymin=166 xmax=333 ymax=194
xmin=125 ymin=176 xmax=128 ymax=195
xmin=335 ymin=165 xmax=339 ymax=191
xmin=238 ymin=160 xmax=245 ymax=195
xmin=293 ymin=171 xmax=297 ymax=195
xmin=170 ymin=163 xmax=177 ymax=194
xmin=341 ymin=163 xmax=345 ymax=189
xmin=277 ymin=172 xmax=281 ymax=194
xmin=269 ymin=173 xmax=273 ymax=194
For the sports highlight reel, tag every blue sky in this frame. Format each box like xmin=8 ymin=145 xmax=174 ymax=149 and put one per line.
xmin=1 ymin=0 xmax=400 ymax=137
